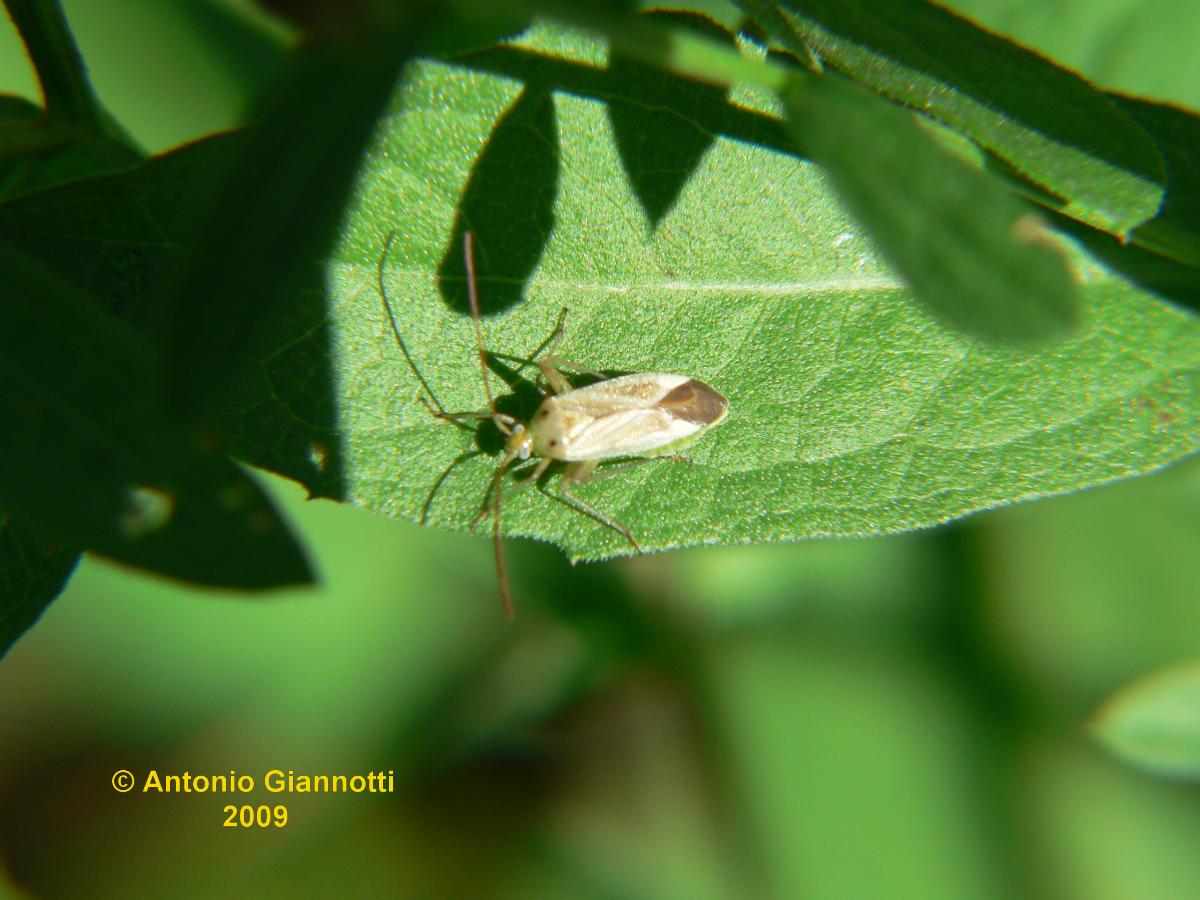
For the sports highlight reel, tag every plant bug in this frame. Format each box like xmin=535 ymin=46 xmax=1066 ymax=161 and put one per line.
xmin=377 ymin=231 xmax=728 ymax=618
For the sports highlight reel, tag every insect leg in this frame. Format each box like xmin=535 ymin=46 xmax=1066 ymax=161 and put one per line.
xmin=421 ymin=449 xmax=484 ymax=526
xmin=550 ymin=461 xmax=642 ymax=552
xmin=489 ymin=306 xmax=569 ymax=374
xmin=536 ymin=356 xmax=574 ymax=395
xmin=583 ymin=455 xmax=691 ymax=484
xmin=545 ymin=307 xmax=568 ymax=354
xmin=472 ymin=448 xmax=521 ymax=619
xmin=541 ymin=355 xmax=607 ymax=380
xmin=471 ymin=457 xmax=552 ymax=529
xmin=462 ymin=232 xmax=501 ymax=418
xmin=538 ymin=349 xmax=612 ymax=395
xmin=564 ymin=459 xmax=600 ymax=484
xmin=486 ymin=308 xmax=602 ymax=397
xmin=418 ymin=398 xmax=491 ymax=429
xmin=537 ymin=346 xmax=617 ymax=395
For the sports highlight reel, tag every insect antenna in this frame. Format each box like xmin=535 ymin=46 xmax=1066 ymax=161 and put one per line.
xmin=462 ymin=230 xmax=521 ymax=619
xmin=487 ymin=454 xmax=516 ymax=620
xmin=462 ymin=231 xmax=501 ymax=419
xmin=379 ymin=230 xmax=524 ymax=619
xmin=378 ymin=230 xmax=469 ymax=426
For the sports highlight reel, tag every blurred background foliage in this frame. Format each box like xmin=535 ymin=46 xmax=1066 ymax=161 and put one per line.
xmin=2 ymin=1 xmax=1200 ymax=898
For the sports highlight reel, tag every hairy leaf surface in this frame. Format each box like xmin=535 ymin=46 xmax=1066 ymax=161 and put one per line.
xmin=339 ymin=24 xmax=1200 ymax=561
xmin=6 ymin=22 xmax=1200 ymax=564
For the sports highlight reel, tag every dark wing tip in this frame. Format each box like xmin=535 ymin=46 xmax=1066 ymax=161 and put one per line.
xmin=661 ymin=379 xmax=728 ymax=425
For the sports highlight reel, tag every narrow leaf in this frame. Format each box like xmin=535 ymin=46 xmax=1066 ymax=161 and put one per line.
xmin=782 ymin=70 xmax=1078 ymax=344
xmin=735 ymin=0 xmax=1166 ymax=235
xmin=1114 ymin=96 xmax=1200 ymax=268
xmin=1092 ymin=663 xmax=1200 ymax=779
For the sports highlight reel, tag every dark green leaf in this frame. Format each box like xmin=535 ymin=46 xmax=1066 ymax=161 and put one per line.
xmin=164 ymin=3 xmax=447 ymax=426
xmin=0 ymin=132 xmax=346 ymax=500
xmin=0 ymin=512 xmax=78 ymax=659
xmin=0 ymin=241 xmax=313 ymax=588
xmin=0 ymin=93 xmax=141 ymax=200
xmin=735 ymin=0 xmax=1166 ymax=235
xmin=0 ymin=133 xmax=238 ymax=328
xmin=783 ymin=70 xmax=1078 ymax=343
xmin=1114 ymin=96 xmax=1200 ymax=268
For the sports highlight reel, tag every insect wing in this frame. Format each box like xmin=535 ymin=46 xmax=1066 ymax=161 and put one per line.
xmin=557 ymin=373 xmax=727 ymax=460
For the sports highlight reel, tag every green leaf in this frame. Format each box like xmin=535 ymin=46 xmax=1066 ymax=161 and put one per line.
xmin=8 ymin=21 xmax=1200 ymax=567
xmin=340 ymin=23 xmax=1200 ymax=562
xmin=0 ymin=240 xmax=314 ymax=589
xmin=0 ymin=93 xmax=141 ymax=200
xmin=783 ymin=70 xmax=1078 ymax=343
xmin=734 ymin=0 xmax=1166 ymax=235
xmin=0 ymin=132 xmax=349 ymax=500
xmin=937 ymin=0 xmax=1200 ymax=111
xmin=0 ymin=512 xmax=78 ymax=659
xmin=1092 ymin=663 xmax=1200 ymax=779
xmin=163 ymin=6 xmax=443 ymax=425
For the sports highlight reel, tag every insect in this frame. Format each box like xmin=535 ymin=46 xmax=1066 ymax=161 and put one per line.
xmin=377 ymin=231 xmax=728 ymax=618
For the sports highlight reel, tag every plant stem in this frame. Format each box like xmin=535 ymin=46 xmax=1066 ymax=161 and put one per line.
xmin=3 ymin=0 xmax=106 ymax=133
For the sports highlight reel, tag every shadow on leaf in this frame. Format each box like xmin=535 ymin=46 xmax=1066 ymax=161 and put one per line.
xmin=438 ymin=86 xmax=560 ymax=317
xmin=606 ymin=10 xmax=736 ymax=228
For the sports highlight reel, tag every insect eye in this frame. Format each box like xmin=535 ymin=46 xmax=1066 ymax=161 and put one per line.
xmin=548 ymin=439 xmax=557 ymax=447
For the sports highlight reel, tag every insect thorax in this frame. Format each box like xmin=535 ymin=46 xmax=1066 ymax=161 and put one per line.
xmin=529 ymin=397 xmax=571 ymax=461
